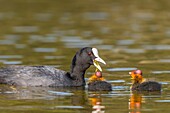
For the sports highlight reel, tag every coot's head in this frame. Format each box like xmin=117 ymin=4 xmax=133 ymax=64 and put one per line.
xmin=129 ymin=70 xmax=143 ymax=83
xmin=74 ymin=47 xmax=106 ymax=71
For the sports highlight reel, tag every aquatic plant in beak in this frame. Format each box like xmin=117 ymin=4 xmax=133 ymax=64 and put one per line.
xmin=92 ymin=48 xmax=106 ymax=71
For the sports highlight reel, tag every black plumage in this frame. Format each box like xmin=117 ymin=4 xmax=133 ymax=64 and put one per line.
xmin=131 ymin=81 xmax=161 ymax=91
xmin=0 ymin=47 xmax=106 ymax=87
xmin=88 ymin=81 xmax=112 ymax=91
xmin=129 ymin=70 xmax=161 ymax=92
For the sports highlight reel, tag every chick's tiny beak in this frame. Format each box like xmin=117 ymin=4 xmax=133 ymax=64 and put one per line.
xmin=129 ymin=72 xmax=133 ymax=79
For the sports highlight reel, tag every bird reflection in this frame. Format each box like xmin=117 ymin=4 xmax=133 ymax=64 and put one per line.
xmin=89 ymin=93 xmax=105 ymax=113
xmin=128 ymin=92 xmax=144 ymax=113
xmin=128 ymin=91 xmax=161 ymax=113
xmin=0 ymin=85 xmax=85 ymax=100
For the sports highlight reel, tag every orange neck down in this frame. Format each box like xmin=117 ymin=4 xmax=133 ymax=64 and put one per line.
xmin=131 ymin=74 xmax=146 ymax=84
xmin=88 ymin=74 xmax=105 ymax=83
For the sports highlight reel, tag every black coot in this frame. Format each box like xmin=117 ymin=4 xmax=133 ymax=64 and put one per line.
xmin=0 ymin=47 xmax=106 ymax=87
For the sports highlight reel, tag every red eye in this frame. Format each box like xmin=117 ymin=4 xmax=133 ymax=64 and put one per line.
xmin=88 ymin=52 xmax=92 ymax=56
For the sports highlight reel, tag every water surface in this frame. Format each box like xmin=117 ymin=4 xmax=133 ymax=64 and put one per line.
xmin=0 ymin=0 xmax=170 ymax=113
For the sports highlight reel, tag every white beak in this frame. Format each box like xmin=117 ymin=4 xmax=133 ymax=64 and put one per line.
xmin=92 ymin=48 xmax=106 ymax=71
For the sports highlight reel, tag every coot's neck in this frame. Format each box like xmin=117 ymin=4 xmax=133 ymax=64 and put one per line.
xmin=68 ymin=54 xmax=91 ymax=86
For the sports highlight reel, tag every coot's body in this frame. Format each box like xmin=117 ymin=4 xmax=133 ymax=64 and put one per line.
xmin=0 ymin=47 xmax=106 ymax=87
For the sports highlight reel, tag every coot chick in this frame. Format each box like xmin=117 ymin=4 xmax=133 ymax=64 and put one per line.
xmin=0 ymin=47 xmax=106 ymax=87
xmin=129 ymin=70 xmax=161 ymax=91
xmin=88 ymin=71 xmax=105 ymax=82
xmin=88 ymin=71 xmax=112 ymax=91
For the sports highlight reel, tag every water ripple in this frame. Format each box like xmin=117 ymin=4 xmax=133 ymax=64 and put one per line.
xmin=155 ymin=100 xmax=170 ymax=103
xmin=3 ymin=61 xmax=22 ymax=65
xmin=151 ymin=71 xmax=170 ymax=74
xmin=108 ymin=80 xmax=125 ymax=83
xmin=83 ymin=12 xmax=109 ymax=20
xmin=112 ymin=86 xmax=128 ymax=91
xmin=13 ymin=26 xmax=39 ymax=33
xmin=107 ymin=67 xmax=137 ymax=72
xmin=120 ymin=48 xmax=145 ymax=54
xmin=159 ymin=82 xmax=169 ymax=85
xmin=35 ymin=13 xmax=53 ymax=21
xmin=29 ymin=34 xmax=57 ymax=43
xmin=15 ymin=44 xmax=27 ymax=48
xmin=55 ymin=106 xmax=83 ymax=109
xmin=117 ymin=40 xmax=135 ymax=45
xmin=159 ymin=59 xmax=170 ymax=63
xmin=61 ymin=36 xmax=102 ymax=48
xmin=33 ymin=48 xmax=57 ymax=52
xmin=0 ymin=40 xmax=16 ymax=45
xmin=48 ymin=91 xmax=74 ymax=96
xmin=143 ymin=45 xmax=170 ymax=50
xmin=0 ymin=55 xmax=23 ymax=59
xmin=96 ymin=45 xmax=113 ymax=50
xmin=44 ymin=56 xmax=65 ymax=59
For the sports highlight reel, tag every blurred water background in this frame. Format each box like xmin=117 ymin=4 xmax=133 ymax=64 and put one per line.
xmin=0 ymin=0 xmax=170 ymax=113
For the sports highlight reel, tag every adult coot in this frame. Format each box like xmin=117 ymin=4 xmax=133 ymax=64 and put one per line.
xmin=0 ymin=47 xmax=106 ymax=87
xmin=88 ymin=71 xmax=112 ymax=91
xmin=129 ymin=70 xmax=161 ymax=91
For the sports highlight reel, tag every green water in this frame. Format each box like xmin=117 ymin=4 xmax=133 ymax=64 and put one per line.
xmin=0 ymin=0 xmax=170 ymax=113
